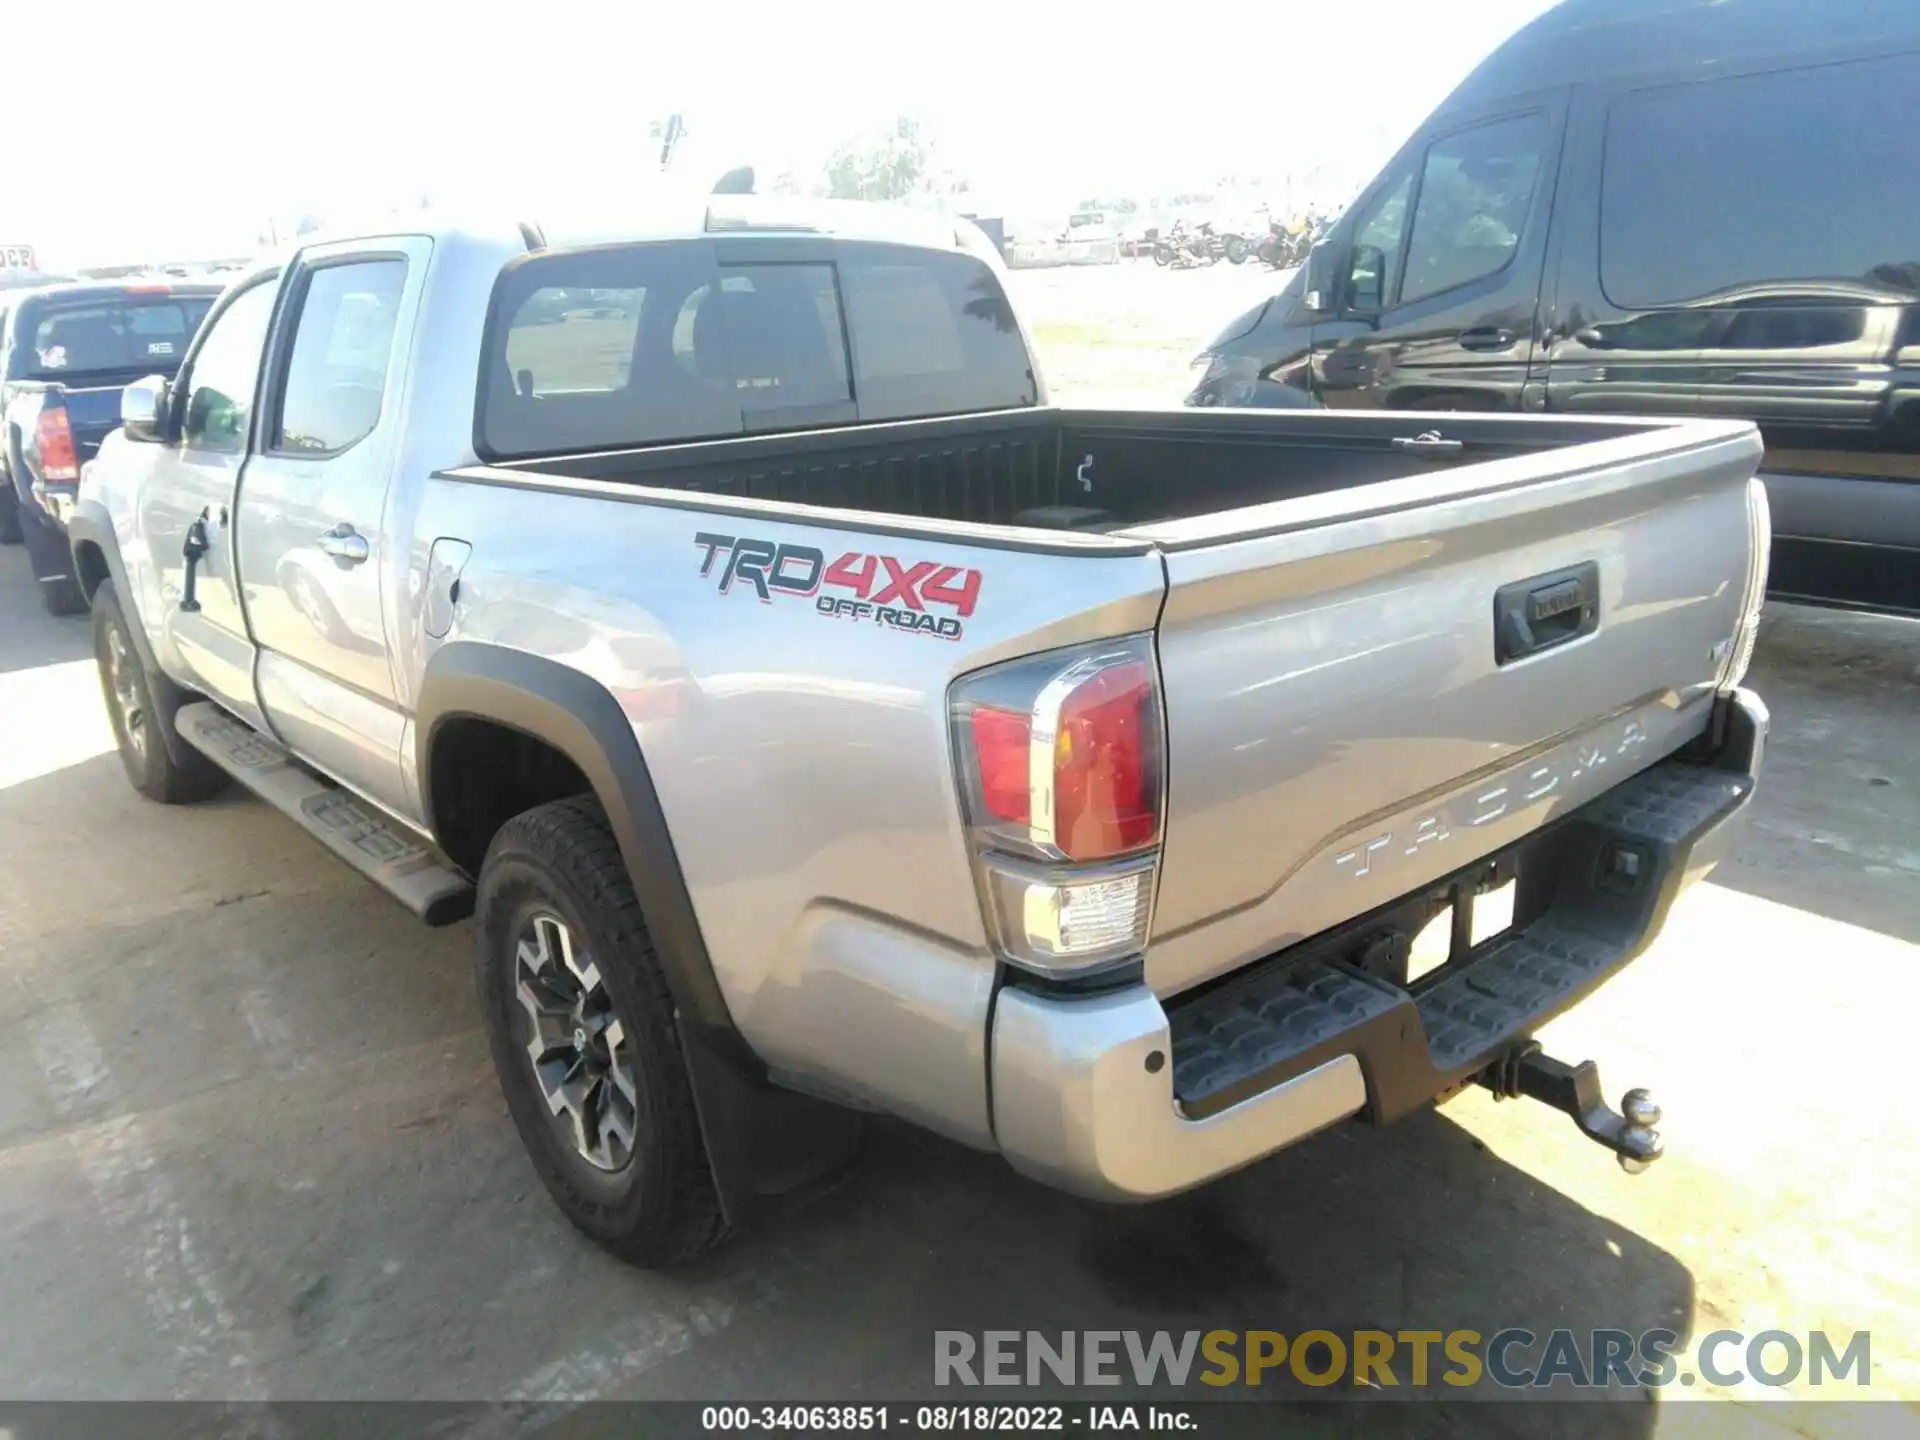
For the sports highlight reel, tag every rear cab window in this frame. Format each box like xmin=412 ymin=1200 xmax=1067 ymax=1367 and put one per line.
xmin=8 ymin=292 xmax=215 ymax=382
xmin=478 ymin=237 xmax=1037 ymax=460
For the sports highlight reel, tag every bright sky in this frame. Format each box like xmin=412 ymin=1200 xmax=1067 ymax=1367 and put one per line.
xmin=6 ymin=0 xmax=1556 ymax=269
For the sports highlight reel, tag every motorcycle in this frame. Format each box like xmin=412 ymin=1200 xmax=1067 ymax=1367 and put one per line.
xmin=1187 ymin=222 xmax=1225 ymax=267
xmin=1255 ymin=220 xmax=1312 ymax=270
xmin=1153 ymin=220 xmax=1218 ymax=269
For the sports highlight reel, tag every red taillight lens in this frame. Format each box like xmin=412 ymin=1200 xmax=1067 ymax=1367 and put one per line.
xmin=956 ymin=640 xmax=1162 ymax=863
xmin=969 ymin=706 xmax=1032 ymax=825
xmin=1053 ymin=659 xmax=1155 ymax=860
xmin=35 ymin=409 xmax=80 ymax=482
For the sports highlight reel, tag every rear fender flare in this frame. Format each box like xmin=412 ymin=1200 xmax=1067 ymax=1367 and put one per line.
xmin=414 ymin=642 xmax=743 ymax=1052
xmin=415 ymin=643 xmax=865 ymax=1227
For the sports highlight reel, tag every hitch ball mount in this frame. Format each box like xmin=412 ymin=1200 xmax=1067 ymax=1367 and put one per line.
xmin=1481 ymin=1041 xmax=1663 ymax=1173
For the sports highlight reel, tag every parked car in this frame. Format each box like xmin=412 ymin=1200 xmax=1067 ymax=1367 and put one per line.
xmin=72 ymin=203 xmax=1767 ymax=1267
xmin=1186 ymin=0 xmax=1920 ymax=616
xmin=0 ymin=268 xmax=81 ymax=544
xmin=2 ymin=280 xmax=219 ymax=610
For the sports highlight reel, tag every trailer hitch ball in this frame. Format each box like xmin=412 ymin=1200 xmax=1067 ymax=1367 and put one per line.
xmin=1482 ymin=1044 xmax=1665 ymax=1173
xmin=1617 ymin=1087 xmax=1663 ymax=1172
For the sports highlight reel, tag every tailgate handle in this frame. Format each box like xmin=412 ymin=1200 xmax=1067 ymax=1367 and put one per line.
xmin=1494 ymin=562 xmax=1599 ymax=664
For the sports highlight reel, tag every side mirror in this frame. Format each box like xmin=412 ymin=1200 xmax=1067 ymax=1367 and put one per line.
xmin=121 ymin=375 xmax=170 ymax=444
xmin=1303 ymin=241 xmax=1339 ymax=313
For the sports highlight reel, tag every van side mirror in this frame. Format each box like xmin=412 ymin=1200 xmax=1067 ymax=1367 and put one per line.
xmin=121 ymin=375 xmax=171 ymax=444
xmin=1304 ymin=241 xmax=1340 ymax=313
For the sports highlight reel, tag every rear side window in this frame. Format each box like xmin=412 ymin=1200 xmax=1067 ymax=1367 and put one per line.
xmin=273 ymin=259 xmax=407 ymax=454
xmin=479 ymin=239 xmax=1036 ymax=460
xmin=1601 ymin=50 xmax=1920 ymax=308
xmin=17 ymin=296 xmax=215 ymax=380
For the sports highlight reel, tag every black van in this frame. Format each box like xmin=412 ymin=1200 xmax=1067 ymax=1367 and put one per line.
xmin=1186 ymin=0 xmax=1920 ymax=615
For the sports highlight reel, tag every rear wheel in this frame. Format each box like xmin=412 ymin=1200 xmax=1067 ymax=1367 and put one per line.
xmin=475 ymin=797 xmax=727 ymax=1268
xmin=1225 ymin=237 xmax=1250 ymax=265
xmin=91 ymin=579 xmax=228 ymax=804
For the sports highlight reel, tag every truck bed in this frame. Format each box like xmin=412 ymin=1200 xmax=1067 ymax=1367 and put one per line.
xmin=489 ymin=406 xmax=1666 ymax=535
xmin=437 ymin=404 xmax=1766 ymax=1003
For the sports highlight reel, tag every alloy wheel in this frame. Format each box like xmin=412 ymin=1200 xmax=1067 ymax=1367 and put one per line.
xmin=105 ymin=625 xmax=149 ymax=764
xmin=514 ymin=912 xmax=640 ymax=1172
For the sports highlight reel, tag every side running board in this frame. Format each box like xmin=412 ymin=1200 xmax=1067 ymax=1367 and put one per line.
xmin=173 ymin=702 xmax=474 ymax=926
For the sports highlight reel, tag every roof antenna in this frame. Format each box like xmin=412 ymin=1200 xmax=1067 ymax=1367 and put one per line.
xmin=712 ymin=166 xmax=756 ymax=196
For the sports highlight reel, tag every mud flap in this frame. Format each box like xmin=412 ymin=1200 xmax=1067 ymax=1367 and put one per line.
xmin=677 ymin=1018 xmax=866 ymax=1230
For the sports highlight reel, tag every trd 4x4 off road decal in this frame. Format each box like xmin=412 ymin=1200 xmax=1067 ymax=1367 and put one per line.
xmin=694 ymin=532 xmax=982 ymax=640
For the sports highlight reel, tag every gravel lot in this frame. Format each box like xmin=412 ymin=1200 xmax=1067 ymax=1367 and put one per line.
xmin=1 ymin=261 xmax=1916 ymax=1432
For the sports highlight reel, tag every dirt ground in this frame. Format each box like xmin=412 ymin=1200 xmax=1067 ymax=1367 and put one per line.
xmin=0 ymin=263 xmax=1915 ymax=1434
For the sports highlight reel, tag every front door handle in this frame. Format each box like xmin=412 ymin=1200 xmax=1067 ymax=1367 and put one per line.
xmin=317 ymin=524 xmax=369 ymax=565
xmin=1458 ymin=326 xmax=1517 ymax=352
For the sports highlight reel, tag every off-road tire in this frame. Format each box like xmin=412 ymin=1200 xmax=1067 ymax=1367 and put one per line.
xmin=475 ymin=796 xmax=727 ymax=1267
xmin=91 ymin=579 xmax=229 ymax=803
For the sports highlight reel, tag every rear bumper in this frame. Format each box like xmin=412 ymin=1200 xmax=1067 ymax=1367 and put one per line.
xmin=990 ymin=687 xmax=1767 ymax=1202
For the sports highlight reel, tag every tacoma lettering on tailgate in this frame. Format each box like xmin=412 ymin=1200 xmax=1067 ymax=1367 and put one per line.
xmin=694 ymin=532 xmax=981 ymax=640
xmin=1333 ymin=717 xmax=1653 ymax=881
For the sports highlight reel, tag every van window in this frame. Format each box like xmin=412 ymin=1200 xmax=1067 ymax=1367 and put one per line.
xmin=1342 ymin=171 xmax=1413 ymax=311
xmin=479 ymin=240 xmax=1037 ymax=459
xmin=1400 ymin=113 xmax=1545 ymax=305
xmin=1601 ymin=50 xmax=1920 ymax=308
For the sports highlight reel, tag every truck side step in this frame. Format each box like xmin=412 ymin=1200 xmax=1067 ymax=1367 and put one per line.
xmin=174 ymin=702 xmax=474 ymax=926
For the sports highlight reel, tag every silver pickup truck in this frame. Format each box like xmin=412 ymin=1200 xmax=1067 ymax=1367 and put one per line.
xmin=72 ymin=200 xmax=1770 ymax=1267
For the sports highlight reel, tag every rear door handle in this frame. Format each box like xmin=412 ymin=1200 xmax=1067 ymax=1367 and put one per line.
xmin=1458 ymin=326 xmax=1517 ymax=352
xmin=317 ymin=524 xmax=369 ymax=565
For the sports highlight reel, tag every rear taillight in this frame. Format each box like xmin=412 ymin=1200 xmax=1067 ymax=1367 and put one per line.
xmin=35 ymin=408 xmax=79 ymax=483
xmin=950 ymin=636 xmax=1163 ymax=978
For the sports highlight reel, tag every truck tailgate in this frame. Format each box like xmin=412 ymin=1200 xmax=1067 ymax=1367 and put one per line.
xmin=58 ymin=385 xmax=127 ymax=462
xmin=1135 ymin=418 xmax=1766 ymax=999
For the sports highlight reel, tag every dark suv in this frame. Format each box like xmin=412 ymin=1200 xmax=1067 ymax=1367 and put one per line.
xmin=1186 ymin=0 xmax=1920 ymax=616
xmin=2 ymin=280 xmax=218 ymax=612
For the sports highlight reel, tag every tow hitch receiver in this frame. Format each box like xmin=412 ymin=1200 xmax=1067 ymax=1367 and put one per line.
xmin=1482 ymin=1042 xmax=1663 ymax=1173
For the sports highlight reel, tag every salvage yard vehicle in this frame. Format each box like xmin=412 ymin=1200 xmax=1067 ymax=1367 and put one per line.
xmin=2 ymin=280 xmax=219 ymax=610
xmin=71 ymin=200 xmax=1770 ymax=1267
xmin=1185 ymin=0 xmax=1920 ymax=616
